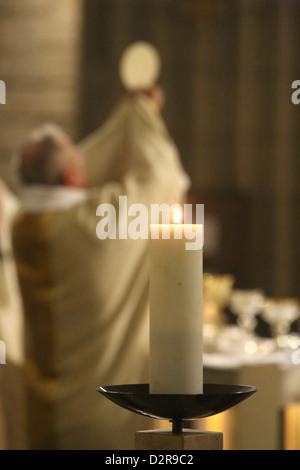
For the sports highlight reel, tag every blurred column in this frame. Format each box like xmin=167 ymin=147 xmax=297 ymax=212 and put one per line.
xmin=0 ymin=0 xmax=83 ymax=188
xmin=234 ymin=0 xmax=278 ymax=293
xmin=273 ymin=0 xmax=299 ymax=296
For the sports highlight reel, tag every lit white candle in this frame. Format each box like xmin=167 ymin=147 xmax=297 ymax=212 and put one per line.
xmin=149 ymin=220 xmax=203 ymax=395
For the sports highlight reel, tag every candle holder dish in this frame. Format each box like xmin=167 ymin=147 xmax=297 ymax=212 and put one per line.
xmin=97 ymin=383 xmax=257 ymax=434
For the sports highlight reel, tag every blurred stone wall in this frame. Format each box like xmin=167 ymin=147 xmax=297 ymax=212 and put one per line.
xmin=0 ymin=0 xmax=83 ymax=189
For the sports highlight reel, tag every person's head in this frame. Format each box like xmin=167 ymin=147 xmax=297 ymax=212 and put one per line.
xmin=16 ymin=124 xmax=87 ymax=188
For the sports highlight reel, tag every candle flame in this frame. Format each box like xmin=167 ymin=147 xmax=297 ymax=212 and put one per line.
xmin=173 ymin=208 xmax=181 ymax=224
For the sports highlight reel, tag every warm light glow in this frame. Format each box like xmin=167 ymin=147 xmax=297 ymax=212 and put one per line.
xmin=244 ymin=341 xmax=258 ymax=355
xmin=284 ymin=403 xmax=300 ymax=450
xmin=173 ymin=208 xmax=181 ymax=224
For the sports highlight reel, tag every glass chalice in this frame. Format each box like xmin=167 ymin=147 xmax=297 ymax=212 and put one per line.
xmin=229 ymin=289 xmax=265 ymax=336
xmin=261 ymin=298 xmax=300 ymax=350
xmin=220 ymin=289 xmax=266 ymax=356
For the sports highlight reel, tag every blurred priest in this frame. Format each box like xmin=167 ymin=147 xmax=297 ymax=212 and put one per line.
xmin=11 ymin=88 xmax=189 ymax=449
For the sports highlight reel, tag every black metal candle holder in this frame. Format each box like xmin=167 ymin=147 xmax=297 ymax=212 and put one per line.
xmin=97 ymin=383 xmax=257 ymax=434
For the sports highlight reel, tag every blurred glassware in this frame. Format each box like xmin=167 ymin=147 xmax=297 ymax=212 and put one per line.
xmin=217 ymin=324 xmax=274 ymax=358
xmin=261 ymin=298 xmax=300 ymax=349
xmin=229 ymin=289 xmax=265 ymax=337
xmin=203 ymin=273 xmax=235 ymax=351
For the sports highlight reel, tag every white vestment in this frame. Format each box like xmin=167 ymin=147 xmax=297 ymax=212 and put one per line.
xmin=12 ymin=94 xmax=189 ymax=450
xmin=0 ymin=179 xmax=23 ymax=364
xmin=0 ymin=179 xmax=25 ymax=450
